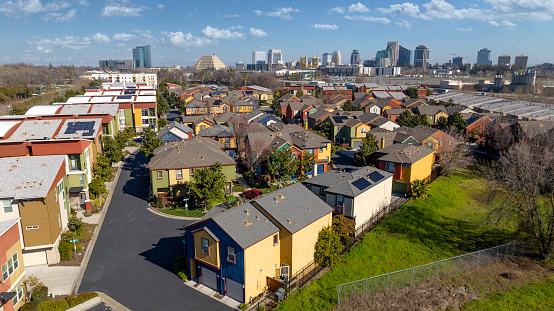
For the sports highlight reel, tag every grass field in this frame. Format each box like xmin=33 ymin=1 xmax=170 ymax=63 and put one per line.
xmin=462 ymin=279 xmax=554 ymax=310
xmin=276 ymin=171 xmax=517 ymax=311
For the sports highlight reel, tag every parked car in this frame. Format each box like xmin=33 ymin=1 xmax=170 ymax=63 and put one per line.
xmin=242 ymin=189 xmax=263 ymax=199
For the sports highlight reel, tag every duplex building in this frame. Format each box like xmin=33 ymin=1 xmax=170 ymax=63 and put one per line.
xmin=0 ymin=218 xmax=26 ymax=311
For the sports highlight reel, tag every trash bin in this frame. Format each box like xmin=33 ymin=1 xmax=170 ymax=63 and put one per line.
xmin=275 ymin=287 xmax=285 ymax=302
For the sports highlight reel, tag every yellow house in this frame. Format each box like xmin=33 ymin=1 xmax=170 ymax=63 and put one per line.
xmin=183 ymin=183 xmax=333 ymax=303
xmin=375 ymin=144 xmax=435 ymax=194
xmin=230 ymin=101 xmax=254 ymax=113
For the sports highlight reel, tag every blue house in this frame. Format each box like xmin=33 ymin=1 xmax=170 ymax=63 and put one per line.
xmin=156 ymin=121 xmax=194 ymax=143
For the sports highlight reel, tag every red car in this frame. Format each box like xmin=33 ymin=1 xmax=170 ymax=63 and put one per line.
xmin=242 ymin=189 xmax=263 ymax=199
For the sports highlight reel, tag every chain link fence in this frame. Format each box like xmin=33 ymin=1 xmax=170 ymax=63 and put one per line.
xmin=336 ymin=242 xmax=519 ymax=304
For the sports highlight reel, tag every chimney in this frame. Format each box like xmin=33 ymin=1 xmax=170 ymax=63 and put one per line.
xmin=381 ymin=136 xmax=386 ymax=149
xmin=246 ymin=208 xmax=250 ymax=215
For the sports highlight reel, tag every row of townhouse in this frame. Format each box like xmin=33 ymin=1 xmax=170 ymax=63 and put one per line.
xmin=0 ymin=218 xmax=26 ymax=310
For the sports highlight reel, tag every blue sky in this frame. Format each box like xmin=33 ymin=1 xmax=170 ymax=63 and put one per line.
xmin=1 ymin=0 xmax=553 ymax=67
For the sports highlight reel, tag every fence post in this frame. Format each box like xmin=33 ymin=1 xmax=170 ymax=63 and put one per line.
xmin=436 ymin=262 xmax=439 ymax=278
xmin=476 ymin=251 xmax=480 ymax=269
xmin=386 ymin=274 xmax=389 ymax=293
xmin=496 ymin=246 xmax=499 ymax=264
xmin=366 ymin=279 xmax=368 ymax=292
xmin=411 ymin=267 xmax=414 ymax=286
xmin=337 ymin=286 xmax=340 ymax=305
xmin=457 ymin=256 xmax=460 ymax=274
xmin=512 ymin=243 xmax=516 ymax=257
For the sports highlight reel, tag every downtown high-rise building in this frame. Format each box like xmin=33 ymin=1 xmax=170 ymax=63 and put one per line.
xmin=267 ymin=49 xmax=283 ymax=65
xmin=397 ymin=45 xmax=411 ymax=67
xmin=132 ymin=45 xmax=151 ymax=68
xmin=376 ymin=50 xmax=391 ymax=67
xmin=497 ymin=55 xmax=512 ymax=66
xmin=252 ymin=51 xmax=266 ymax=64
xmin=514 ymin=55 xmax=528 ymax=69
xmin=414 ymin=45 xmax=430 ymax=69
xmin=350 ymin=50 xmax=360 ymax=65
xmin=321 ymin=53 xmax=332 ymax=66
xmin=386 ymin=41 xmax=399 ymax=67
xmin=331 ymin=50 xmax=341 ymax=65
xmin=477 ymin=48 xmax=492 ymax=66
xmin=452 ymin=56 xmax=465 ymax=67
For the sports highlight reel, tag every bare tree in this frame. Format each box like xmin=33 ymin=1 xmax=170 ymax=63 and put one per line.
xmin=436 ymin=129 xmax=472 ymax=176
xmin=486 ymin=132 xmax=554 ymax=259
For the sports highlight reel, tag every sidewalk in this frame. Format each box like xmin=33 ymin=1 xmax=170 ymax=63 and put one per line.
xmin=184 ymin=280 xmax=241 ymax=309
xmin=26 ymin=265 xmax=80 ymax=297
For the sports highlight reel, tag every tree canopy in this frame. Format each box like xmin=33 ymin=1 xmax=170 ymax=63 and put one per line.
xmin=139 ymin=127 xmax=162 ymax=159
xmin=406 ymin=87 xmax=420 ymax=99
xmin=354 ymin=134 xmax=378 ymax=166
xmin=398 ymin=110 xmax=430 ymax=127
xmin=189 ymin=162 xmax=227 ymax=209
xmin=314 ymin=226 xmax=343 ymax=267
xmin=265 ymin=147 xmax=296 ymax=187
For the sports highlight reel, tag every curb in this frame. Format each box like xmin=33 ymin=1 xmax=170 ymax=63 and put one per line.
xmin=66 ymin=296 xmax=102 ymax=311
xmin=96 ymin=292 xmax=132 ymax=311
xmin=71 ymin=152 xmax=129 ymax=295
xmin=146 ymin=206 xmax=202 ymax=221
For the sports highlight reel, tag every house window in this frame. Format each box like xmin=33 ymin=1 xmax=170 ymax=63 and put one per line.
xmin=2 ymin=253 xmax=19 ymax=281
xmin=201 ymin=238 xmax=209 ymax=254
xmin=448 ymin=140 xmax=452 ymax=146
xmin=439 ymin=140 xmax=443 ymax=146
xmin=142 ymin=118 xmax=149 ymax=126
xmin=227 ymin=246 xmax=235 ymax=263
xmin=176 ymin=170 xmax=183 ymax=179
xmin=149 ymin=118 xmax=157 ymax=127
xmin=149 ymin=108 xmax=155 ymax=117
xmin=26 ymin=226 xmax=39 ymax=230
xmin=361 ymin=128 xmax=367 ymax=134
xmin=69 ymin=155 xmax=78 ymax=170
xmin=402 ymin=164 xmax=411 ymax=168
xmin=385 ymin=162 xmax=395 ymax=172
xmin=12 ymin=283 xmax=23 ymax=307
xmin=120 ymin=119 xmax=126 ymax=125
xmin=319 ymin=148 xmax=323 ymax=153
xmin=320 ymin=187 xmax=326 ymax=195
xmin=141 ymin=108 xmax=148 ymax=117
xmin=79 ymin=175 xmax=84 ymax=185
xmin=273 ymin=234 xmax=279 ymax=246
xmin=58 ymin=214 xmax=61 ymax=227
xmin=190 ymin=168 xmax=194 ymax=176
xmin=2 ymin=199 xmax=13 ymax=213
xmin=157 ymin=171 xmax=163 ymax=179
xmin=336 ymin=195 xmax=344 ymax=207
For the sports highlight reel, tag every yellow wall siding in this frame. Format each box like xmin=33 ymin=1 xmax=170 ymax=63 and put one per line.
xmin=356 ymin=124 xmax=371 ymax=137
xmin=317 ymin=143 xmax=332 ymax=163
xmin=6 ymin=242 xmax=24 ymax=287
xmin=243 ymin=234 xmax=280 ymax=302
xmin=168 ymin=169 xmax=191 ymax=185
xmin=19 ymin=189 xmax=62 ymax=248
xmin=133 ymin=108 xmax=143 ymax=126
xmin=406 ymin=152 xmax=435 ymax=184
xmin=290 ymin=213 xmax=332 ymax=275
xmin=193 ymin=230 xmax=220 ymax=268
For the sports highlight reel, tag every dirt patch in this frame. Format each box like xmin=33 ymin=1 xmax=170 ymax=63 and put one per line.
xmin=334 ymin=257 xmax=554 ymax=311
xmin=49 ymin=223 xmax=97 ymax=267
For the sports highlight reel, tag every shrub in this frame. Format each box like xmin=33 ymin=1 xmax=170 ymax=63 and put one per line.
xmin=68 ymin=216 xmax=82 ymax=232
xmin=258 ymin=306 xmax=266 ymax=311
xmin=61 ymin=230 xmax=76 ymax=242
xmin=234 ymin=185 xmax=245 ymax=192
xmin=314 ymin=227 xmax=343 ymax=267
xmin=20 ymin=301 xmax=39 ymax=311
xmin=173 ymin=255 xmax=188 ymax=280
xmin=38 ymin=299 xmax=69 ymax=311
xmin=92 ymin=208 xmax=100 ymax=214
xmin=239 ymin=303 xmax=248 ymax=310
xmin=31 ymin=286 xmax=48 ymax=303
xmin=66 ymin=292 xmax=99 ymax=307
xmin=411 ymin=179 xmax=429 ymax=199
xmin=59 ymin=241 xmax=72 ymax=261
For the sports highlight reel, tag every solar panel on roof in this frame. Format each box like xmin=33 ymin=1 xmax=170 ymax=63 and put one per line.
xmin=352 ymin=178 xmax=372 ymax=191
xmin=368 ymin=171 xmax=384 ymax=183
xmin=332 ymin=116 xmax=348 ymax=123
xmin=124 ymin=90 xmax=136 ymax=95
xmin=117 ymin=95 xmax=132 ymax=100
xmin=64 ymin=121 xmax=95 ymax=135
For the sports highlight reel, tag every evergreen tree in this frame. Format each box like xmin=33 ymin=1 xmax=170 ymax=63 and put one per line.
xmin=265 ymin=147 xmax=296 ymax=188
xmin=314 ymin=227 xmax=343 ymax=267
xmin=189 ymin=162 xmax=226 ymax=210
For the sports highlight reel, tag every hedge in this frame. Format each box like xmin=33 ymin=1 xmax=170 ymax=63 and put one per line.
xmin=66 ymin=292 xmax=99 ymax=307
xmin=59 ymin=241 xmax=72 ymax=261
xmin=38 ymin=300 xmax=69 ymax=311
xmin=20 ymin=301 xmax=39 ymax=311
xmin=31 ymin=286 xmax=48 ymax=303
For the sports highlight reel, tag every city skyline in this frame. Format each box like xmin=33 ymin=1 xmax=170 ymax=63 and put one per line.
xmin=0 ymin=0 xmax=552 ymax=67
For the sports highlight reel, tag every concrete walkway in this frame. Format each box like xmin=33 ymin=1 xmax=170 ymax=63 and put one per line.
xmin=26 ymin=265 xmax=80 ymax=297
xmin=184 ymin=280 xmax=241 ymax=309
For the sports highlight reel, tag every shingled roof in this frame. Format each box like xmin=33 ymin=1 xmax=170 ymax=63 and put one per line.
xmin=303 ymin=167 xmax=393 ymax=197
xmin=377 ymin=144 xmax=434 ymax=164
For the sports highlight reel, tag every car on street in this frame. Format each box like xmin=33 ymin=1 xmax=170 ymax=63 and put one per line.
xmin=242 ymin=189 xmax=263 ymax=199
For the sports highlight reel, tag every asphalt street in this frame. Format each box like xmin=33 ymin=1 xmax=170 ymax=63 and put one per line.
xmin=78 ymin=153 xmax=231 ymax=311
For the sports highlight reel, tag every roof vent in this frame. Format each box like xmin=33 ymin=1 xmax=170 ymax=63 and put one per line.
xmin=277 ymin=194 xmax=286 ymax=200
xmin=287 ymin=219 xmax=292 ymax=224
xmin=245 ymin=208 xmax=250 ymax=215
xmin=243 ymin=219 xmax=252 ymax=227
xmin=256 ymin=216 xmax=260 ymax=220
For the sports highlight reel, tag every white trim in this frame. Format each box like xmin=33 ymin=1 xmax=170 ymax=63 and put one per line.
xmin=0 ymin=218 xmax=19 ymax=237
xmin=7 ymin=270 xmax=26 ymax=292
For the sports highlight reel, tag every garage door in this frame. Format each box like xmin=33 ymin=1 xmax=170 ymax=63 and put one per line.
xmin=352 ymin=141 xmax=362 ymax=150
xmin=226 ymin=278 xmax=244 ymax=302
xmin=201 ymin=267 xmax=218 ymax=291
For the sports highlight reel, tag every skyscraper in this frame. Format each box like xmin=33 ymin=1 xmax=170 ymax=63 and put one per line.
xmin=514 ymin=55 xmax=528 ymax=69
xmin=132 ymin=45 xmax=151 ymax=68
xmin=414 ymin=45 xmax=430 ymax=69
xmin=397 ymin=46 xmax=411 ymax=67
xmin=350 ymin=50 xmax=360 ymax=65
xmin=497 ymin=55 xmax=511 ymax=66
xmin=331 ymin=50 xmax=341 ymax=65
xmin=267 ymin=49 xmax=283 ymax=65
xmin=386 ymin=41 xmax=399 ymax=66
xmin=477 ymin=48 xmax=492 ymax=66
xmin=321 ymin=53 xmax=332 ymax=66
xmin=452 ymin=56 xmax=465 ymax=67
xmin=252 ymin=51 xmax=266 ymax=65
xmin=375 ymin=50 xmax=391 ymax=67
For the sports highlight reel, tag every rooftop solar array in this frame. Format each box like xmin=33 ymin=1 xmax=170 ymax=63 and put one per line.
xmin=332 ymin=116 xmax=349 ymax=123
xmin=352 ymin=178 xmax=372 ymax=191
xmin=124 ymin=90 xmax=136 ymax=95
xmin=368 ymin=171 xmax=384 ymax=183
xmin=117 ymin=95 xmax=133 ymax=100
xmin=64 ymin=121 xmax=96 ymax=136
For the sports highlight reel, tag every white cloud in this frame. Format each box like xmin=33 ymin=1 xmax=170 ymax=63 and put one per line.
xmin=29 ymin=35 xmax=93 ymax=53
xmin=253 ymin=7 xmax=299 ymax=19
xmin=249 ymin=28 xmax=268 ymax=37
xmin=99 ymin=0 xmax=149 ymax=17
xmin=489 ymin=20 xmax=516 ymax=26
xmin=225 ymin=14 xmax=239 ymax=18
xmin=201 ymin=26 xmax=245 ymax=40
xmin=328 ymin=6 xmax=345 ymax=14
xmin=113 ymin=32 xmax=135 ymax=41
xmin=230 ymin=25 xmax=243 ymax=29
xmin=159 ymin=31 xmax=214 ymax=47
xmin=312 ymin=24 xmax=339 ymax=30
xmin=377 ymin=3 xmax=420 ymax=15
xmin=344 ymin=15 xmax=391 ymax=24
xmin=420 ymin=0 xmax=484 ymax=20
xmin=348 ymin=2 xmax=370 ymax=13
xmin=156 ymin=4 xmax=164 ymax=9
xmin=395 ymin=20 xmax=412 ymax=29
xmin=116 ymin=43 xmax=126 ymax=48
xmin=42 ymin=8 xmax=77 ymax=22
xmin=91 ymin=32 xmax=111 ymax=44
xmin=455 ymin=27 xmax=473 ymax=31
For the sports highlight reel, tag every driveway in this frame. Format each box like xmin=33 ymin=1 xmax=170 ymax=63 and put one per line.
xmin=332 ymin=150 xmax=361 ymax=172
xmin=78 ymin=153 xmax=231 ymax=311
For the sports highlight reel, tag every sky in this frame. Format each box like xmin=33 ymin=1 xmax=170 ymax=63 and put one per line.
xmin=1 ymin=0 xmax=553 ymax=67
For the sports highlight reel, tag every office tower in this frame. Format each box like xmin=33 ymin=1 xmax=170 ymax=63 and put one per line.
xmin=350 ymin=50 xmax=360 ymax=65
xmin=397 ymin=46 xmax=411 ymax=67
xmin=498 ymin=55 xmax=512 ymax=66
xmin=414 ymin=45 xmax=430 ymax=69
xmin=252 ymin=51 xmax=266 ymax=65
xmin=321 ymin=53 xmax=332 ymax=66
xmin=267 ymin=49 xmax=283 ymax=65
xmin=477 ymin=48 xmax=492 ymax=66
xmin=99 ymin=59 xmax=134 ymax=70
xmin=331 ymin=50 xmax=341 ymax=65
xmin=386 ymin=41 xmax=399 ymax=66
xmin=375 ymin=50 xmax=391 ymax=67
xmin=514 ymin=55 xmax=528 ymax=69
xmin=132 ymin=45 xmax=151 ymax=68
xmin=452 ymin=56 xmax=465 ymax=67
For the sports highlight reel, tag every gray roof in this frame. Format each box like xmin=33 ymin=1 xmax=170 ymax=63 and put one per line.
xmin=0 ymin=218 xmax=19 ymax=236
xmin=416 ymin=105 xmax=448 ymax=116
xmin=156 ymin=121 xmax=194 ymax=140
xmin=7 ymin=119 xmax=63 ymax=141
xmin=212 ymin=202 xmax=279 ymax=249
xmin=59 ymin=104 xmax=91 ymax=115
xmin=0 ymin=155 xmax=65 ymax=199
xmin=384 ymin=108 xmax=409 ymax=115
xmin=197 ymin=124 xmax=233 ymax=138
xmin=377 ymin=144 xmax=434 ymax=164
xmin=252 ymin=183 xmax=333 ymax=234
xmin=149 ymin=137 xmax=235 ymax=170
xmin=303 ymin=167 xmax=393 ymax=197
xmin=89 ymin=104 xmax=119 ymax=116
xmin=56 ymin=118 xmax=102 ymax=139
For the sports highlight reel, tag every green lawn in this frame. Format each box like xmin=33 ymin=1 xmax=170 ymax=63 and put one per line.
xmin=462 ymin=279 xmax=554 ymax=311
xmin=251 ymin=184 xmax=280 ymax=194
xmin=159 ymin=206 xmax=210 ymax=218
xmin=277 ymin=171 xmax=517 ymax=311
